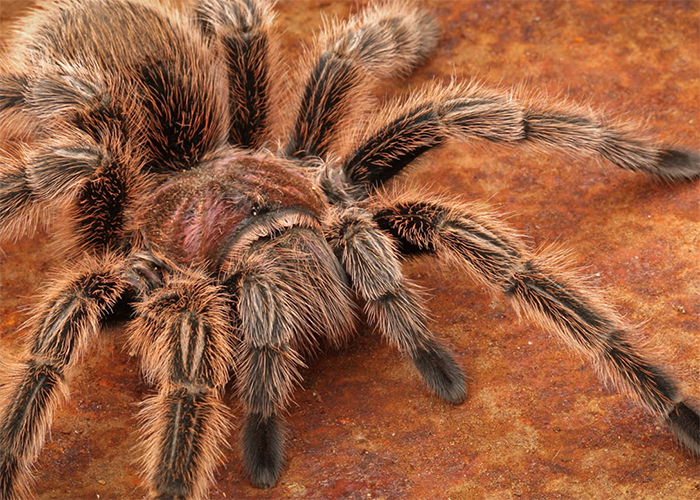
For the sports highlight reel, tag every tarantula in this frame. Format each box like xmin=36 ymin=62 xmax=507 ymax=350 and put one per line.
xmin=0 ymin=0 xmax=698 ymax=498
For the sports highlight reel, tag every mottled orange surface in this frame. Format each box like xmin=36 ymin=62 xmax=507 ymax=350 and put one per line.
xmin=1 ymin=1 xmax=698 ymax=499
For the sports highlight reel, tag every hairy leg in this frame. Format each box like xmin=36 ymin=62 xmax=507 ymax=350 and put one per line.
xmin=0 ymin=67 xmax=147 ymax=250
xmin=283 ymin=2 xmax=438 ymax=161
xmin=0 ymin=70 xmax=107 ymax=241
xmin=0 ymin=136 xmax=142 ymax=251
xmin=325 ymin=207 xmax=465 ymax=403
xmin=0 ymin=255 xmax=128 ymax=499
xmin=372 ymin=194 xmax=700 ymax=454
xmin=195 ymin=0 xmax=279 ymax=148
xmin=342 ymin=82 xmax=700 ymax=192
xmin=224 ymin=226 xmax=355 ymax=487
xmin=128 ymin=269 xmax=234 ymax=500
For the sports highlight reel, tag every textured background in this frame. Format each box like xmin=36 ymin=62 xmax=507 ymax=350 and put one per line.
xmin=1 ymin=1 xmax=698 ymax=499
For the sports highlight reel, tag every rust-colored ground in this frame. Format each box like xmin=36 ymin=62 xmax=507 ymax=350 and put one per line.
xmin=1 ymin=1 xmax=698 ymax=499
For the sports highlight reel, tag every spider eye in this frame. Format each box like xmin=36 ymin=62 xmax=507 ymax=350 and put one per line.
xmin=251 ymin=203 xmax=260 ymax=216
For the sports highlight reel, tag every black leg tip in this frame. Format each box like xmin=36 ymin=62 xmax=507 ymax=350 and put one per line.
xmin=243 ymin=413 xmax=284 ymax=489
xmin=665 ymin=401 xmax=700 ymax=455
xmin=658 ymin=149 xmax=700 ymax=181
xmin=412 ymin=343 xmax=466 ymax=404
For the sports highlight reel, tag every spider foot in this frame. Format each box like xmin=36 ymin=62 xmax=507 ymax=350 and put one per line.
xmin=657 ymin=149 xmax=700 ymax=181
xmin=243 ymin=413 xmax=284 ymax=489
xmin=665 ymin=401 xmax=700 ymax=455
xmin=412 ymin=343 xmax=466 ymax=404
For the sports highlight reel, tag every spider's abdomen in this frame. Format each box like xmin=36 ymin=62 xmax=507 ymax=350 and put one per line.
xmin=138 ymin=155 xmax=325 ymax=270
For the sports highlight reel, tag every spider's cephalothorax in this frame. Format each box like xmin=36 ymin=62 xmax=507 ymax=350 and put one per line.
xmin=0 ymin=0 xmax=698 ymax=498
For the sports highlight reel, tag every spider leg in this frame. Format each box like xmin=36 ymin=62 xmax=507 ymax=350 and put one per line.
xmin=342 ymin=82 xmax=699 ymax=193
xmin=325 ymin=208 xmax=466 ymax=403
xmin=0 ymin=255 xmax=129 ymax=500
xmin=224 ymin=225 xmax=355 ymax=487
xmin=236 ymin=300 xmax=300 ymax=489
xmin=195 ymin=0 xmax=278 ymax=148
xmin=0 ymin=69 xmax=146 ymax=249
xmin=0 ymin=128 xmax=112 ymax=233
xmin=0 ymin=71 xmax=100 ymax=241
xmin=128 ymin=269 xmax=234 ymax=500
xmin=283 ymin=3 xmax=438 ymax=161
xmin=372 ymin=195 xmax=700 ymax=454
xmin=0 ymin=136 xmax=141 ymax=251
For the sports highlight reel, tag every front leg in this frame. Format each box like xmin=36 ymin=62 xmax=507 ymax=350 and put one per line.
xmin=0 ymin=255 xmax=128 ymax=500
xmin=224 ymin=226 xmax=355 ymax=488
xmin=340 ymin=81 xmax=700 ymax=195
xmin=128 ymin=270 xmax=235 ymax=500
xmin=235 ymin=258 xmax=302 ymax=488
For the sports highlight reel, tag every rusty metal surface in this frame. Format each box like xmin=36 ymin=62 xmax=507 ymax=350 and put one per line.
xmin=1 ymin=1 xmax=698 ymax=499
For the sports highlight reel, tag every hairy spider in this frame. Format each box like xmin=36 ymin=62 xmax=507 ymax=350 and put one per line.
xmin=0 ymin=0 xmax=698 ymax=498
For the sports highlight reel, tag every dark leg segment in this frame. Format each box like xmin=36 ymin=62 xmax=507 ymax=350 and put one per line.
xmin=242 ymin=412 xmax=284 ymax=489
xmin=666 ymin=402 xmax=700 ymax=454
xmin=196 ymin=0 xmax=275 ymax=148
xmin=71 ymin=153 xmax=131 ymax=251
xmin=284 ymin=51 xmax=362 ymax=160
xmin=342 ymin=102 xmax=447 ymax=188
xmin=237 ymin=343 xmax=295 ymax=488
xmin=284 ymin=3 xmax=438 ymax=161
xmin=136 ymin=58 xmax=228 ymax=173
xmin=129 ymin=271 xmax=234 ymax=500
xmin=373 ymin=197 xmax=700 ymax=453
xmin=343 ymin=86 xmax=525 ymax=189
xmin=0 ymin=139 xmax=137 ymax=251
xmin=0 ymin=257 xmax=128 ymax=500
xmin=325 ymin=209 xmax=466 ymax=403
